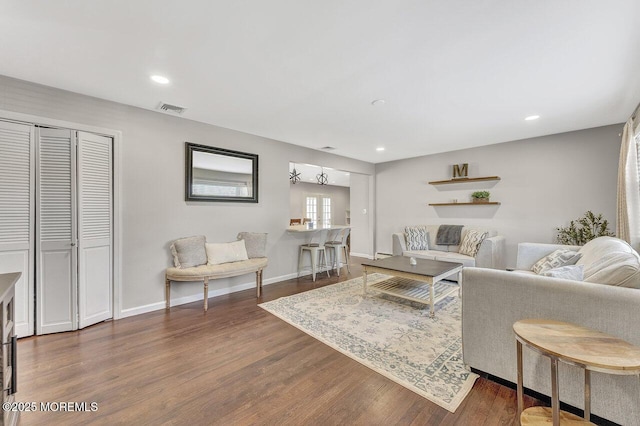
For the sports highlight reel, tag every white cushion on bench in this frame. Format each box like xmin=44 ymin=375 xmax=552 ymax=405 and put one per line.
xmin=166 ymin=257 xmax=268 ymax=281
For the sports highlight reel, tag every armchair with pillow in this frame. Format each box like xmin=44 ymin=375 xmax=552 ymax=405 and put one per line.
xmin=462 ymin=236 xmax=640 ymax=426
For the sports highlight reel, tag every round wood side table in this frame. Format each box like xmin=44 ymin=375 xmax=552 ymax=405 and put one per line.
xmin=513 ymin=319 xmax=640 ymax=426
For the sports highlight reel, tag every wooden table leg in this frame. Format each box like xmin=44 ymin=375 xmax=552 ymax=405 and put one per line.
xmin=517 ymin=340 xmax=523 ymax=418
xmin=165 ymin=277 xmax=171 ymax=309
xmin=204 ymin=278 xmax=209 ymax=312
xmin=429 ymin=280 xmax=435 ymax=318
xmin=362 ymin=268 xmax=368 ymax=294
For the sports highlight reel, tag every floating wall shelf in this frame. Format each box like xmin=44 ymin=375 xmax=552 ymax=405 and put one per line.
xmin=428 ymin=176 xmax=501 ymax=185
xmin=428 ymin=202 xmax=501 ymax=206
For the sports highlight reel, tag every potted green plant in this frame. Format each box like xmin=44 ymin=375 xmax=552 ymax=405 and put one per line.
xmin=471 ymin=191 xmax=490 ymax=203
xmin=556 ymin=211 xmax=614 ymax=245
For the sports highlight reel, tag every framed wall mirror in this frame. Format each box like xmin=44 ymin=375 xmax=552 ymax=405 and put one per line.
xmin=185 ymin=143 xmax=258 ymax=202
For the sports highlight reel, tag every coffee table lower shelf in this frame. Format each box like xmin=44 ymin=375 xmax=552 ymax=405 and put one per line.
xmin=368 ymin=279 xmax=434 ymax=305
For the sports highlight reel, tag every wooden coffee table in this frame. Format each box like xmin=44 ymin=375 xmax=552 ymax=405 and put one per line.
xmin=514 ymin=319 xmax=640 ymax=426
xmin=361 ymin=256 xmax=462 ymax=317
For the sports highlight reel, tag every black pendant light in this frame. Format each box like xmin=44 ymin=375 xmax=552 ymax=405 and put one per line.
xmin=316 ymin=167 xmax=328 ymax=185
xmin=289 ymin=163 xmax=301 ymax=184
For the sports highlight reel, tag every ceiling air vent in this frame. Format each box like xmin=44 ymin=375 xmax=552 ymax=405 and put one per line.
xmin=320 ymin=146 xmax=336 ymax=151
xmin=157 ymin=102 xmax=187 ymax=115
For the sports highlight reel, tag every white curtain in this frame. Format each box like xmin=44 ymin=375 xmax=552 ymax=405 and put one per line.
xmin=617 ymin=117 xmax=640 ymax=248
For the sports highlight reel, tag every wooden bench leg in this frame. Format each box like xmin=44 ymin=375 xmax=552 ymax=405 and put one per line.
xmin=204 ymin=278 xmax=209 ymax=312
xmin=165 ymin=277 xmax=171 ymax=309
xmin=256 ymin=269 xmax=263 ymax=298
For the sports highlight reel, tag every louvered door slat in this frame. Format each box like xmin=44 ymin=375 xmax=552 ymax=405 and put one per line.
xmin=0 ymin=120 xmax=35 ymax=338
xmin=0 ymin=123 xmax=31 ymax=245
xmin=39 ymin=131 xmax=72 ymax=242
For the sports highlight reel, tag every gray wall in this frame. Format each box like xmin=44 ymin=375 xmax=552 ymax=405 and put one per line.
xmin=0 ymin=75 xmax=375 ymax=315
xmin=289 ymin=182 xmax=350 ymax=225
xmin=375 ymin=124 xmax=622 ymax=267
xmin=350 ymin=173 xmax=375 ymax=258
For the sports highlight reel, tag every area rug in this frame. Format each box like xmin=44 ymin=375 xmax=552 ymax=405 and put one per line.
xmin=259 ymin=273 xmax=478 ymax=412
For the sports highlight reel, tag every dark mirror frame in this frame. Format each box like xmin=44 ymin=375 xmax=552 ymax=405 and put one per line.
xmin=185 ymin=142 xmax=259 ymax=203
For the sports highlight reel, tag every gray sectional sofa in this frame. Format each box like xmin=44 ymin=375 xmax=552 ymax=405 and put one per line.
xmin=461 ymin=236 xmax=640 ymax=426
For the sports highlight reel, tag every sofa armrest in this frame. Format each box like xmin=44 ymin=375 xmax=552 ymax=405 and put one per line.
xmin=461 ymin=267 xmax=640 ymax=426
xmin=392 ymin=233 xmax=407 ymax=256
xmin=474 ymin=235 xmax=505 ymax=269
xmin=515 ymin=242 xmax=582 ymax=270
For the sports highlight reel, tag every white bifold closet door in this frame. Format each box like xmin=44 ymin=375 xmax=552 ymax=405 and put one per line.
xmin=36 ymin=127 xmax=77 ymax=334
xmin=36 ymin=128 xmax=112 ymax=335
xmin=0 ymin=120 xmax=35 ymax=338
xmin=76 ymin=131 xmax=112 ymax=329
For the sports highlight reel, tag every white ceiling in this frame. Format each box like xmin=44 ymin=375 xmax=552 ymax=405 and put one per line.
xmin=1 ymin=1 xmax=639 ymax=164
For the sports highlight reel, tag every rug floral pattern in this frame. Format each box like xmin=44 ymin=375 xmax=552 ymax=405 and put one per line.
xmin=259 ymin=274 xmax=478 ymax=412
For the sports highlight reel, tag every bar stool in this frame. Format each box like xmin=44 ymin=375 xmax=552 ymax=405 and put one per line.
xmin=298 ymin=229 xmax=330 ymax=281
xmin=325 ymin=227 xmax=351 ymax=277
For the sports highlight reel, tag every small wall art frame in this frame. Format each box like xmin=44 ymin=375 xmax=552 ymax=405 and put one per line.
xmin=185 ymin=142 xmax=258 ymax=203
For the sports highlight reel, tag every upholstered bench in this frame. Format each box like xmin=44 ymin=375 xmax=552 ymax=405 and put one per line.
xmin=165 ymin=232 xmax=268 ymax=311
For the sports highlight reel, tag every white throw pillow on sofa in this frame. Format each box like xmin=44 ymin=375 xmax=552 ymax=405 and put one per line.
xmin=206 ymin=240 xmax=249 ymax=265
xmin=531 ymin=249 xmax=581 ymax=274
xmin=541 ymin=264 xmax=584 ymax=281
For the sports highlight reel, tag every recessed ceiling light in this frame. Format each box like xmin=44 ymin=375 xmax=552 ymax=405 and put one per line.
xmin=371 ymin=99 xmax=386 ymax=106
xmin=151 ymin=75 xmax=170 ymax=84
xmin=525 ymin=115 xmax=540 ymax=121
xmin=376 ymin=147 xmax=385 ymax=152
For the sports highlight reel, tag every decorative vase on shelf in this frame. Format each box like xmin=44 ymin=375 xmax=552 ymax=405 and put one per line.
xmin=472 ymin=198 xmax=489 ymax=203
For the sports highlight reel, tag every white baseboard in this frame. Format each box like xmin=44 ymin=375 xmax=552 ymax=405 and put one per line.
xmin=119 ymin=271 xmax=300 ymax=318
xmin=350 ymin=252 xmax=374 ymax=259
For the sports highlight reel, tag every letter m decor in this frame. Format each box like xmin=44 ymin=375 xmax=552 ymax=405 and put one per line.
xmin=452 ymin=163 xmax=468 ymax=179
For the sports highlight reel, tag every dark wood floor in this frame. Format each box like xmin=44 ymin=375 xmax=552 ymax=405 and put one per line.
xmin=17 ymin=258 xmax=540 ymax=425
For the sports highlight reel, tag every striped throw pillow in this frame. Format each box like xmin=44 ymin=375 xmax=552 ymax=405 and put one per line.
xmin=458 ymin=230 xmax=488 ymax=257
xmin=532 ymin=249 xmax=582 ymax=274
xmin=404 ymin=226 xmax=429 ymax=250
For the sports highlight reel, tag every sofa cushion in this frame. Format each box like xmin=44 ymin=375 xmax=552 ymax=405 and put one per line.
xmin=541 ymin=264 xmax=584 ymax=281
xmin=170 ymin=235 xmax=207 ymax=268
xmin=459 ymin=230 xmax=488 ymax=257
xmin=405 ymin=226 xmax=429 ymax=250
xmin=167 ymin=257 xmax=268 ymax=280
xmin=405 ymin=250 xmax=476 ymax=267
xmin=531 ymin=249 xmax=581 ymax=274
xmin=577 ymin=237 xmax=640 ymax=288
xmin=237 ymin=232 xmax=267 ymax=258
xmin=576 ymin=237 xmax=640 ymax=288
xmin=433 ymin=252 xmax=476 ymax=267
xmin=206 ymin=240 xmax=249 ymax=265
